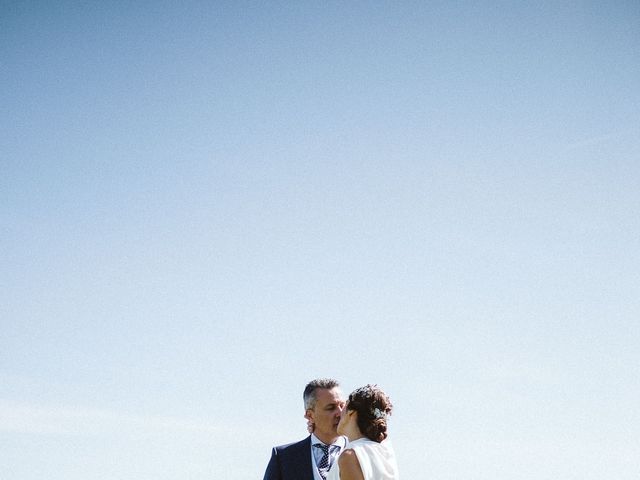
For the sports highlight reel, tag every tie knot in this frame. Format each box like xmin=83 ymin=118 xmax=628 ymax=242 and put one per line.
xmin=314 ymin=443 xmax=330 ymax=454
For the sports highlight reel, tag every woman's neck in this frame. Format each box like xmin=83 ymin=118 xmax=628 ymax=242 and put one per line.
xmin=344 ymin=427 xmax=365 ymax=442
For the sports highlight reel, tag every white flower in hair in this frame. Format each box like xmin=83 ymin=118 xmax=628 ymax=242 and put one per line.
xmin=373 ymin=407 xmax=385 ymax=419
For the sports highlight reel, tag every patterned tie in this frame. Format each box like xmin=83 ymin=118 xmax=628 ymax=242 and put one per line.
xmin=315 ymin=444 xmax=331 ymax=480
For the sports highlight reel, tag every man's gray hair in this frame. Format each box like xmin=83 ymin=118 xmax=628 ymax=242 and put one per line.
xmin=303 ymin=378 xmax=340 ymax=410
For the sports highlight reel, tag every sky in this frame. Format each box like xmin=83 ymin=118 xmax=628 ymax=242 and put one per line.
xmin=1 ymin=1 xmax=639 ymax=479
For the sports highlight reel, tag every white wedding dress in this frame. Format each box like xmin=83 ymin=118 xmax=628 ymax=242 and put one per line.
xmin=327 ymin=437 xmax=399 ymax=480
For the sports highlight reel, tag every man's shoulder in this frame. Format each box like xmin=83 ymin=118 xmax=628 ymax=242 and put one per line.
xmin=264 ymin=436 xmax=313 ymax=480
xmin=273 ymin=436 xmax=311 ymax=453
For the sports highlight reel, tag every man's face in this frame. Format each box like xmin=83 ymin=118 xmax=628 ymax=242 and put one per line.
xmin=306 ymin=387 xmax=345 ymax=442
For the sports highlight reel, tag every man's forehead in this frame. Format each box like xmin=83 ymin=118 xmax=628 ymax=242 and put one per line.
xmin=315 ymin=387 xmax=344 ymax=404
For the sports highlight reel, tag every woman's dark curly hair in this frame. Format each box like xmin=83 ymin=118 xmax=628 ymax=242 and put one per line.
xmin=346 ymin=384 xmax=393 ymax=442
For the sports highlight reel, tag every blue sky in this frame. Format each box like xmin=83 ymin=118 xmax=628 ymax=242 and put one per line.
xmin=2 ymin=2 xmax=639 ymax=479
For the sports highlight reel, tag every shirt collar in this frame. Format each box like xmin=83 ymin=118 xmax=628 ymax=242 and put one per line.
xmin=311 ymin=433 xmax=347 ymax=448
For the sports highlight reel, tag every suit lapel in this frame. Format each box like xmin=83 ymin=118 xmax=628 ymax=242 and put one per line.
xmin=295 ymin=436 xmax=314 ymax=480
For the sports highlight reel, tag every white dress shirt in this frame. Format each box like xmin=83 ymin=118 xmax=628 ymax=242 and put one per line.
xmin=310 ymin=433 xmax=347 ymax=480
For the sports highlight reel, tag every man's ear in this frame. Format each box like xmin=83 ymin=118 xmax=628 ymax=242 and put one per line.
xmin=304 ymin=409 xmax=315 ymax=433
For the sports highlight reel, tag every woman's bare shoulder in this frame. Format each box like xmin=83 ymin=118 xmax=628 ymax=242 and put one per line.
xmin=338 ymin=448 xmax=364 ymax=480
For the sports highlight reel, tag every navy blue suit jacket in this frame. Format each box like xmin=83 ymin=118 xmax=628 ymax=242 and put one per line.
xmin=263 ymin=436 xmax=313 ymax=480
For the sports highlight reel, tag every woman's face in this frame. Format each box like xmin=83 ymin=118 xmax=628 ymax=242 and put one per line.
xmin=336 ymin=401 xmax=351 ymax=435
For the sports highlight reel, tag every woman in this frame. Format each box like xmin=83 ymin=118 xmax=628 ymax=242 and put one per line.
xmin=327 ymin=384 xmax=399 ymax=480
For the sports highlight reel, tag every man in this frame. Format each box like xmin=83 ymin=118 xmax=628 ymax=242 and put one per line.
xmin=263 ymin=378 xmax=346 ymax=480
